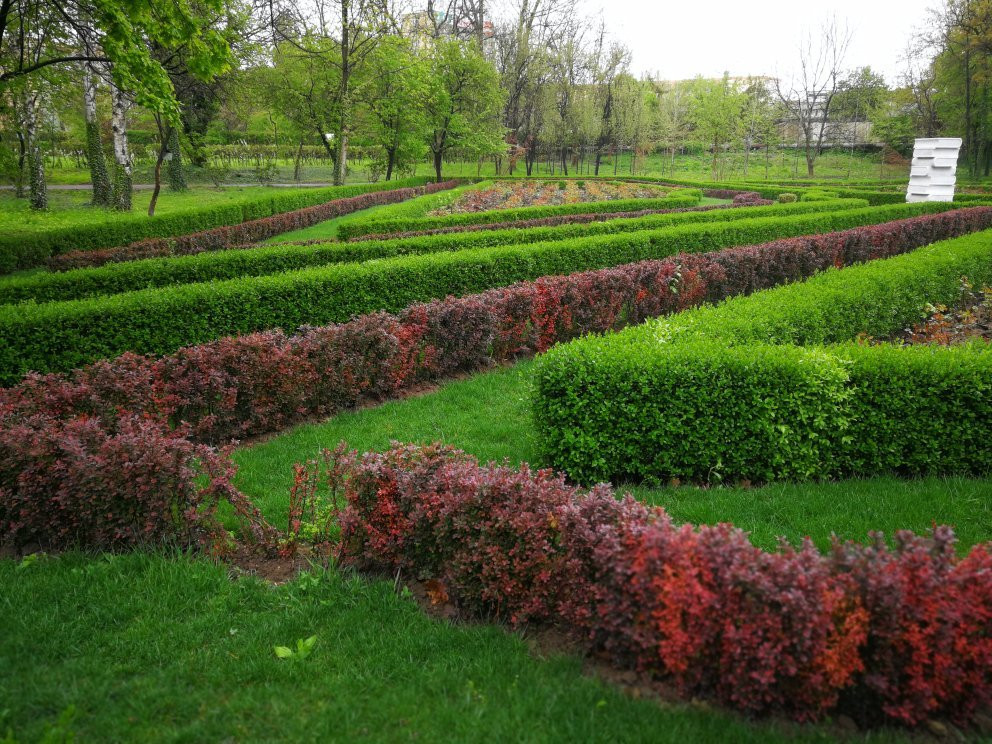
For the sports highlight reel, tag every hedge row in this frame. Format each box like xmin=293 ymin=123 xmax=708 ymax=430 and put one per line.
xmin=334 ymin=442 xmax=992 ymax=727
xmin=45 ymin=180 xmax=460 ymax=272
xmin=335 ymin=190 xmax=703 ymax=239
xmin=0 ymin=177 xmax=435 ymax=274
xmin=3 ymin=207 xmax=988 ymax=447
xmin=5 ymin=208 xmax=990 ymax=555
xmin=344 ymin=197 xmax=772 ymax=243
xmin=534 ymin=229 xmax=992 ymax=484
xmin=0 ymin=202 xmax=962 ymax=381
xmin=0 ymin=199 xmax=869 ymax=305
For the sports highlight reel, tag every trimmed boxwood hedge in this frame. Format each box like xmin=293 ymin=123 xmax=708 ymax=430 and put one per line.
xmin=336 ymin=190 xmax=703 ymax=239
xmin=533 ymin=230 xmax=992 ymax=484
xmin=0 ymin=178 xmax=432 ymax=273
xmin=0 ymin=201 xmax=960 ymax=383
xmin=0 ymin=198 xmax=870 ymax=305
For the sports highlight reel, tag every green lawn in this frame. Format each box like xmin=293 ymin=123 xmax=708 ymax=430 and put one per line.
xmin=0 ymin=186 xmax=323 ymax=237
xmin=233 ymin=359 xmax=992 ymax=553
xmin=0 ymin=553 xmax=914 ymax=743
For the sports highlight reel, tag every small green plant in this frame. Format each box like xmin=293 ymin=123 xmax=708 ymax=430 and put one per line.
xmin=273 ymin=635 xmax=317 ymax=661
xmin=557 ymin=180 xmax=567 ymax=190
xmin=778 ymin=193 xmax=798 ymax=203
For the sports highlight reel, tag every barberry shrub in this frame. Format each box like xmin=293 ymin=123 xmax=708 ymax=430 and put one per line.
xmin=330 ymin=442 xmax=992 ymax=726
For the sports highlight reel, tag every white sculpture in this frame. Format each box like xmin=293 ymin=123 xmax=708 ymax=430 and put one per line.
xmin=906 ymin=137 xmax=962 ymax=203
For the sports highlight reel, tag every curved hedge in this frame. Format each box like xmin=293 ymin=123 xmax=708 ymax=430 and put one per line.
xmin=0 ymin=199 xmax=870 ymax=305
xmin=336 ymin=190 xmax=703 ymax=239
xmin=534 ymin=230 xmax=992 ymax=484
xmin=0 ymin=178 xmax=435 ymax=274
xmin=0 ymin=202 xmax=963 ymax=382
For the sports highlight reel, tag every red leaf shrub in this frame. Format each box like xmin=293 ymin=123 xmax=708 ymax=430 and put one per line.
xmin=330 ymin=442 xmax=992 ymax=726
xmin=6 ymin=207 xmax=992 ymax=449
xmin=0 ymin=410 xmax=262 ymax=551
xmin=831 ymin=529 xmax=992 ymax=726
xmin=47 ymin=181 xmax=460 ymax=271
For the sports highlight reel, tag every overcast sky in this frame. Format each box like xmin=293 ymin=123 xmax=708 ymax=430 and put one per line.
xmin=580 ymin=0 xmax=939 ymax=83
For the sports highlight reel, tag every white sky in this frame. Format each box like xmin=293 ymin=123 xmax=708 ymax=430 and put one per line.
xmin=580 ymin=0 xmax=940 ymax=84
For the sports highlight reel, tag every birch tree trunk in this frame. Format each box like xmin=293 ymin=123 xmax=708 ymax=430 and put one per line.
xmin=167 ymin=127 xmax=187 ymax=191
xmin=82 ymin=63 xmax=112 ymax=206
xmin=110 ymin=83 xmax=133 ymax=211
xmin=23 ymin=90 xmax=47 ymax=211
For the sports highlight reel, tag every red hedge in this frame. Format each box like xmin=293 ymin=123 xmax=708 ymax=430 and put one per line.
xmin=47 ymin=181 xmax=460 ymax=271
xmin=332 ymin=442 xmax=992 ymax=726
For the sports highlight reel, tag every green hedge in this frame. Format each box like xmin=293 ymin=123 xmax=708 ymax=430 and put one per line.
xmin=0 ymin=199 xmax=871 ymax=305
xmin=336 ymin=190 xmax=703 ymax=239
xmin=533 ymin=230 xmax=992 ymax=484
xmin=0 ymin=201 xmax=957 ymax=383
xmin=0 ymin=178 xmax=432 ymax=273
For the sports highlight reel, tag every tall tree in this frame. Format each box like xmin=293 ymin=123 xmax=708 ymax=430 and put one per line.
xmin=423 ymin=37 xmax=505 ymax=180
xmin=775 ymin=17 xmax=852 ymax=177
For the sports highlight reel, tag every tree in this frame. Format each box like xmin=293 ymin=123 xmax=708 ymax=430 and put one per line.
xmin=0 ymin=0 xmax=233 ymax=118
xmin=775 ymin=17 xmax=852 ymax=177
xmin=690 ymin=74 xmax=743 ymax=179
xmin=363 ymin=36 xmax=428 ymax=180
xmin=423 ymin=38 xmax=505 ymax=181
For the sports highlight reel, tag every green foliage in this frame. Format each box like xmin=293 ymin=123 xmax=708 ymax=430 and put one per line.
xmin=273 ymin=635 xmax=317 ymax=661
xmin=534 ymin=230 xmax=992 ymax=483
xmin=423 ymin=39 xmax=506 ymax=178
xmin=0 ymin=201 xmax=957 ymax=381
xmin=0 ymin=199 xmax=870 ymax=305
xmin=778 ymin=193 xmax=798 ymax=203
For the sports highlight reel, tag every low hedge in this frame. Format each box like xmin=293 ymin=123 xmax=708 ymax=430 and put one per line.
xmin=333 ymin=442 xmax=992 ymax=727
xmin=347 ymin=198 xmax=774 ymax=243
xmin=336 ymin=190 xmax=703 ymax=239
xmin=0 ymin=198 xmax=869 ymax=305
xmin=534 ymin=230 xmax=992 ymax=484
xmin=45 ymin=180 xmax=459 ymax=272
xmin=0 ymin=207 xmax=986 ymax=448
xmin=0 ymin=178 xmax=435 ymax=274
xmin=0 ymin=202 xmax=963 ymax=381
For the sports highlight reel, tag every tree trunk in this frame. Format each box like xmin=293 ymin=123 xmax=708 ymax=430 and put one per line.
xmin=82 ymin=64 xmax=112 ymax=207
xmin=110 ymin=84 xmax=133 ymax=211
xmin=167 ymin=127 xmax=187 ymax=191
xmin=23 ymin=93 xmax=47 ymax=211
xmin=334 ymin=0 xmax=351 ymax=186
xmin=594 ymin=151 xmax=601 ymax=176
xmin=433 ymin=149 xmax=443 ymax=181
xmin=293 ymin=140 xmax=304 ymax=182
xmin=149 ymin=124 xmax=171 ymax=216
xmin=15 ymin=131 xmax=26 ymax=198
xmin=385 ymin=147 xmax=396 ymax=181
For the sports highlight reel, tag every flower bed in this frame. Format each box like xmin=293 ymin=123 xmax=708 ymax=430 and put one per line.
xmin=431 ymin=180 xmax=671 ymax=215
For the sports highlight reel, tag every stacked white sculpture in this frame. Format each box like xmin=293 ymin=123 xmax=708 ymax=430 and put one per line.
xmin=906 ymin=137 xmax=962 ymax=203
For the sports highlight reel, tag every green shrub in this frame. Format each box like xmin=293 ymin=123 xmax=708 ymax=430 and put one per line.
xmin=778 ymin=193 xmax=798 ymax=203
xmin=533 ymin=230 xmax=992 ymax=484
xmin=0 ymin=202 xmax=950 ymax=382
xmin=0 ymin=198 xmax=873 ymax=305
xmin=337 ymin=190 xmax=703 ymax=239
xmin=0 ymin=178 xmax=432 ymax=273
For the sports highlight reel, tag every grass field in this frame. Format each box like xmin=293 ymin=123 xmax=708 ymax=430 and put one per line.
xmin=232 ymin=360 xmax=992 ymax=553
xmin=0 ymin=186 xmax=323 ymax=238
xmin=34 ymin=149 xmax=922 ymax=188
xmin=1 ymin=552 xmax=916 ymax=744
